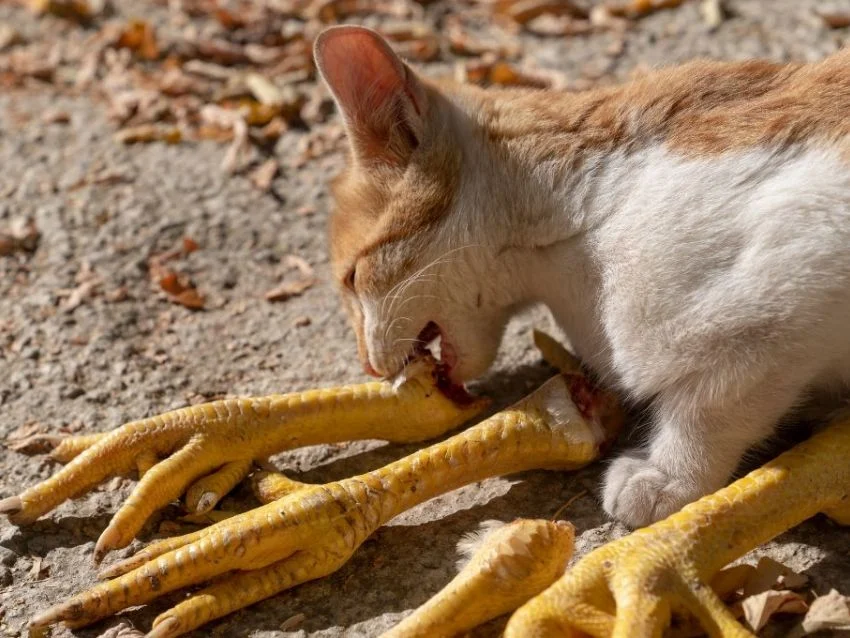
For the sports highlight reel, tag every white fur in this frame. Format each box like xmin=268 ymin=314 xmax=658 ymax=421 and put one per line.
xmin=363 ymin=139 xmax=850 ymax=527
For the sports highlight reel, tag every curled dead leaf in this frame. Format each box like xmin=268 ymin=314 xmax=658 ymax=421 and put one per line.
xmin=740 ymin=589 xmax=808 ymax=632
xmin=250 ymin=158 xmax=279 ymax=192
xmin=157 ymin=271 xmax=205 ymax=309
xmin=457 ymin=58 xmax=566 ymax=89
xmin=115 ymin=125 xmax=181 ymax=144
xmin=495 ymin=0 xmax=588 ymax=24
xmin=6 ymin=422 xmax=50 ymax=454
xmin=818 ymin=12 xmax=850 ymax=29
xmin=710 ymin=563 xmax=756 ymax=600
xmin=801 ymin=589 xmax=850 ymax=633
xmin=265 ymin=277 xmax=315 ymax=302
xmin=116 ymin=20 xmax=159 ymax=60
xmin=0 ymin=218 xmax=40 ymax=256
xmin=604 ymin=0 xmax=684 ymax=19
xmin=28 ymin=0 xmax=107 ymax=21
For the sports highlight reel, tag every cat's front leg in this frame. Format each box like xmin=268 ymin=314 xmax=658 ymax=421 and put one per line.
xmin=602 ymin=381 xmax=803 ymax=527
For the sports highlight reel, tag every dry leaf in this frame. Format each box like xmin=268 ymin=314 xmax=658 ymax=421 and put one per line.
xmin=710 ymin=564 xmax=756 ymax=600
xmin=115 ymin=125 xmax=181 ymax=144
xmin=779 ymin=570 xmax=810 ymax=591
xmin=116 ymin=20 xmax=159 ymax=60
xmin=700 ymin=0 xmax=727 ymax=29
xmin=157 ymin=271 xmax=205 ymax=309
xmin=310 ymin=0 xmax=416 ymax=23
xmin=29 ymin=0 xmax=104 ymax=21
xmin=0 ymin=24 xmax=23 ymax=51
xmin=246 ymin=73 xmax=284 ymax=106
xmin=604 ymin=0 xmax=684 ymax=19
xmin=495 ymin=0 xmax=588 ymax=23
xmin=29 ymin=556 xmax=46 ymax=580
xmin=60 ymin=279 xmax=99 ymax=312
xmin=819 ymin=12 xmax=850 ymax=29
xmin=457 ymin=59 xmax=565 ymax=89
xmin=42 ymin=109 xmax=71 ymax=124
xmin=265 ymin=277 xmax=315 ymax=302
xmin=279 ymin=613 xmax=307 ymax=631
xmin=6 ymin=422 xmax=50 ymax=453
xmin=0 ymin=217 xmax=40 ymax=256
xmin=743 ymin=557 xmax=791 ymax=597
xmin=740 ymin=590 xmax=808 ymax=632
xmin=801 ymin=589 xmax=850 ymax=633
xmin=250 ymin=158 xmax=279 ymax=191
xmin=284 ymin=254 xmax=314 ymax=279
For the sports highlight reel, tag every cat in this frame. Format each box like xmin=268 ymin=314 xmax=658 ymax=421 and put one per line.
xmin=313 ymin=24 xmax=850 ymax=528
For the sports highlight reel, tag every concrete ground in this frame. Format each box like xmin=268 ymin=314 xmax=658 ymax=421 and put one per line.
xmin=1 ymin=0 xmax=849 ymax=636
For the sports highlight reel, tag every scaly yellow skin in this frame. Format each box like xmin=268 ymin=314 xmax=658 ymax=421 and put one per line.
xmin=28 ymin=372 xmax=621 ymax=637
xmin=0 ymin=372 xmax=485 ymax=561
xmin=382 ymin=518 xmax=575 ymax=638
xmin=504 ymin=414 xmax=850 ymax=638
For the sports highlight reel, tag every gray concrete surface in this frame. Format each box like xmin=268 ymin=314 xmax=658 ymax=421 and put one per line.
xmin=1 ymin=1 xmax=849 ymax=636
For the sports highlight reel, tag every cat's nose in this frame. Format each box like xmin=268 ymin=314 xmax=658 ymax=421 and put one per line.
xmin=363 ymin=360 xmax=381 ymax=377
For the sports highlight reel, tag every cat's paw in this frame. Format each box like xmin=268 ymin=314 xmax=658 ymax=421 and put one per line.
xmin=602 ymin=453 xmax=702 ymax=528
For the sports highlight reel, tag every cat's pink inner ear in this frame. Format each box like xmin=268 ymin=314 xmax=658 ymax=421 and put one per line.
xmin=314 ymin=26 xmax=426 ymax=166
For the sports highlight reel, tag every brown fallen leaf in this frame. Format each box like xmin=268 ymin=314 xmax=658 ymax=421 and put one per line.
xmin=818 ymin=12 xmax=850 ymax=29
xmin=0 ymin=217 xmax=40 ymax=256
xmin=446 ymin=17 xmax=521 ymax=58
xmin=743 ymin=556 xmax=793 ymax=597
xmin=58 ymin=261 xmax=103 ymax=312
xmin=457 ymin=58 xmax=566 ymax=89
xmin=0 ymin=24 xmax=23 ymax=51
xmin=60 ymin=279 xmax=99 ymax=312
xmin=6 ymin=422 xmax=50 ymax=453
xmin=524 ymin=14 xmax=595 ymax=36
xmin=800 ymin=589 xmax=850 ymax=633
xmin=105 ymin=286 xmax=130 ymax=303
xmin=265 ymin=277 xmax=315 ymax=302
xmin=310 ymin=0 xmax=416 ymax=23
xmin=284 ymin=254 xmax=314 ymax=279
xmin=710 ymin=563 xmax=756 ymax=600
xmin=28 ymin=0 xmax=106 ymax=21
xmin=604 ymin=0 xmax=684 ymax=19
xmin=740 ymin=589 xmax=808 ymax=632
xmin=250 ymin=158 xmax=279 ymax=192
xmin=279 ymin=613 xmax=307 ymax=631
xmin=29 ymin=556 xmax=47 ymax=580
xmin=157 ymin=271 xmax=205 ymax=310
xmin=42 ymin=109 xmax=71 ymax=124
xmin=245 ymin=73 xmax=284 ymax=106
xmin=116 ymin=20 xmax=159 ymax=60
xmin=115 ymin=124 xmax=181 ymax=144
xmin=495 ymin=0 xmax=588 ymax=23
xmin=700 ymin=0 xmax=727 ymax=29
xmin=381 ymin=24 xmax=441 ymax=62
xmin=183 ymin=237 xmax=200 ymax=254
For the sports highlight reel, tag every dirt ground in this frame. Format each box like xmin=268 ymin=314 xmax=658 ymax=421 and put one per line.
xmin=1 ymin=1 xmax=849 ymax=636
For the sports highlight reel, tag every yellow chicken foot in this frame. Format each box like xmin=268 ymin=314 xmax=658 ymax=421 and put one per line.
xmin=0 ymin=367 xmax=485 ymax=561
xmin=504 ymin=413 xmax=850 ymax=638
xmin=29 ymin=370 xmax=622 ymax=636
xmin=382 ymin=519 xmax=575 ymax=638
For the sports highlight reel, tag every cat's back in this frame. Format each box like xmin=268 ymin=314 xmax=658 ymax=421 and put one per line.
xmin=651 ymin=48 xmax=850 ymax=158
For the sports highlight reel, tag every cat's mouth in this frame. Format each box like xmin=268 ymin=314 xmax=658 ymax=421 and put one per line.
xmin=414 ymin=321 xmax=459 ymax=375
xmin=390 ymin=321 xmax=469 ymax=404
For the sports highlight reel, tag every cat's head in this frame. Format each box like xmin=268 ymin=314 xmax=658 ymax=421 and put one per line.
xmin=315 ymin=26 xmax=516 ymax=382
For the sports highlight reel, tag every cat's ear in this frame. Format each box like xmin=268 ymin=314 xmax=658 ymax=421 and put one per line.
xmin=314 ymin=25 xmax=428 ymax=168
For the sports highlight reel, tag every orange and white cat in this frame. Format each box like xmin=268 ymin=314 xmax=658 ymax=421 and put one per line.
xmin=314 ymin=25 xmax=850 ymax=528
